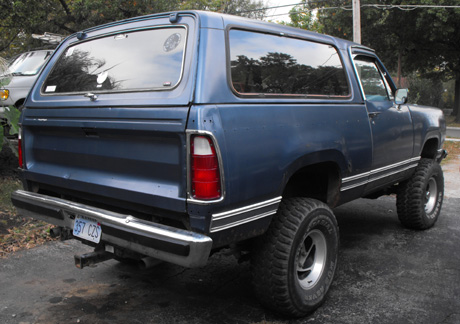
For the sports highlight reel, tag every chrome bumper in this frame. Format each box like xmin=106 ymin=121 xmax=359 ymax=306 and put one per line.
xmin=11 ymin=190 xmax=212 ymax=268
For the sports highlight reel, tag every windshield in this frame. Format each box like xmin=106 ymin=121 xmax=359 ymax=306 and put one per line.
xmin=43 ymin=27 xmax=187 ymax=94
xmin=7 ymin=50 xmax=53 ymax=76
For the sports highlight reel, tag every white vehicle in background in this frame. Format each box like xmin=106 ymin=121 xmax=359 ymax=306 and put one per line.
xmin=1 ymin=49 xmax=54 ymax=108
xmin=1 ymin=50 xmax=53 ymax=136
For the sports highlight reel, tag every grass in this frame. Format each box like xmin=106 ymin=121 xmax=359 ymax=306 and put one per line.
xmin=0 ymin=220 xmax=55 ymax=258
xmin=442 ymin=141 xmax=460 ymax=165
xmin=0 ymin=177 xmax=56 ymax=258
xmin=0 ymin=177 xmax=22 ymax=214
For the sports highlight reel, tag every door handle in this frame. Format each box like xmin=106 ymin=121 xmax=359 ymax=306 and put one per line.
xmin=368 ymin=112 xmax=381 ymax=119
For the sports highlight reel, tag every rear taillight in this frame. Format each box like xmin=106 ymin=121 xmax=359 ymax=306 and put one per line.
xmin=18 ymin=129 xmax=23 ymax=169
xmin=190 ymin=135 xmax=221 ymax=200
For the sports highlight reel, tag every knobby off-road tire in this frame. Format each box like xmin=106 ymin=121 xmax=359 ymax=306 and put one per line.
xmin=251 ymin=198 xmax=339 ymax=317
xmin=397 ymin=158 xmax=444 ymax=230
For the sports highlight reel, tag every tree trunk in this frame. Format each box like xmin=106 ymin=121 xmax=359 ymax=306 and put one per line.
xmin=454 ymin=78 xmax=460 ymax=122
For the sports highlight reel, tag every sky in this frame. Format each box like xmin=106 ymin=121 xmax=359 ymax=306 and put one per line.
xmin=263 ymin=0 xmax=300 ymax=23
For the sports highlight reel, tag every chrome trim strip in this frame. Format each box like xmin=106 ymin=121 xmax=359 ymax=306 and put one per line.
xmin=12 ymin=190 xmax=213 ymax=268
xmin=348 ymin=46 xmax=366 ymax=101
xmin=210 ymin=210 xmax=277 ymax=233
xmin=342 ymin=171 xmax=369 ymax=184
xmin=341 ymin=157 xmax=421 ymax=192
xmin=212 ymin=197 xmax=282 ymax=220
xmin=340 ymin=180 xmax=369 ymax=192
xmin=210 ymin=196 xmax=282 ymax=233
xmin=186 ymin=130 xmax=226 ymax=205
xmin=369 ymin=163 xmax=419 ymax=182
xmin=369 ymin=157 xmax=420 ymax=176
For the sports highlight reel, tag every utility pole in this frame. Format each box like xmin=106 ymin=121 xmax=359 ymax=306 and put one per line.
xmin=353 ymin=0 xmax=361 ymax=44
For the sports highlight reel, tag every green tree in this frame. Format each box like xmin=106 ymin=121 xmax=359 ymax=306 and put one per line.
xmin=0 ymin=105 xmax=21 ymax=155
xmin=0 ymin=0 xmax=180 ymax=58
xmin=310 ymin=0 xmax=422 ymax=82
xmin=180 ymin=0 xmax=265 ymax=19
xmin=1 ymin=0 xmax=266 ymax=59
xmin=303 ymin=0 xmax=460 ymax=121
xmin=414 ymin=0 xmax=460 ymax=122
xmin=285 ymin=2 xmax=323 ymax=33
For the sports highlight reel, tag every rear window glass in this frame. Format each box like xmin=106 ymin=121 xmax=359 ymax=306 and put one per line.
xmin=229 ymin=29 xmax=349 ymax=98
xmin=43 ymin=27 xmax=187 ymax=94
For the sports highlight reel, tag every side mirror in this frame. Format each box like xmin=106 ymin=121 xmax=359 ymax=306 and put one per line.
xmin=395 ymin=88 xmax=408 ymax=105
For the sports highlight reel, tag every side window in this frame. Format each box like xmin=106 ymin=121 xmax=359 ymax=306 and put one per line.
xmin=229 ymin=29 xmax=350 ymax=98
xmin=354 ymin=56 xmax=391 ymax=102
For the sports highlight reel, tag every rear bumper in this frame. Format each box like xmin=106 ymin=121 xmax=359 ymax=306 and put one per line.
xmin=11 ymin=190 xmax=212 ymax=268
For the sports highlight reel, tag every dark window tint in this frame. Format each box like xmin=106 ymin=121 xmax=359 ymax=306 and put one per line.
xmin=43 ymin=27 xmax=187 ymax=94
xmin=229 ymin=29 xmax=349 ymax=97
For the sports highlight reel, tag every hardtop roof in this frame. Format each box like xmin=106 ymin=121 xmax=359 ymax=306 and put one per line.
xmin=73 ymin=10 xmax=374 ymax=52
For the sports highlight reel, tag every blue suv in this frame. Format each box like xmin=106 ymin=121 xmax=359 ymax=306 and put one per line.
xmin=11 ymin=11 xmax=446 ymax=317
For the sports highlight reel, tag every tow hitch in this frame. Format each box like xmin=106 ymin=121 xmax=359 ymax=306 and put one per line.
xmin=74 ymin=248 xmax=113 ymax=269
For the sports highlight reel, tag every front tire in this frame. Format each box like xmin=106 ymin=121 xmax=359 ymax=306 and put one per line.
xmin=251 ymin=198 xmax=339 ymax=317
xmin=397 ymin=158 xmax=444 ymax=230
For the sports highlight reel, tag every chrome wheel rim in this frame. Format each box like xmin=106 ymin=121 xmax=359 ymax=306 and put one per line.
xmin=424 ymin=177 xmax=438 ymax=216
xmin=296 ymin=229 xmax=327 ymax=289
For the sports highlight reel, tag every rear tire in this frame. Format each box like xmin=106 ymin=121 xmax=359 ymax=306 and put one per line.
xmin=396 ymin=158 xmax=444 ymax=230
xmin=251 ymin=198 xmax=339 ymax=317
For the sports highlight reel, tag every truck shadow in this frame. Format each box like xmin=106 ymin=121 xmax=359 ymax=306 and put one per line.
xmin=39 ymin=196 xmax=451 ymax=324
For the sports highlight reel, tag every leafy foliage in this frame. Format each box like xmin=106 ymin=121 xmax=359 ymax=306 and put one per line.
xmin=3 ymin=106 xmax=20 ymax=136
xmin=180 ymin=0 xmax=266 ymax=19
xmin=274 ymin=2 xmax=322 ymax=33
xmin=1 ymin=56 xmax=19 ymax=155
xmin=0 ymin=105 xmax=20 ymax=156
xmin=1 ymin=0 xmax=265 ymax=59
xmin=294 ymin=0 xmax=460 ymax=119
xmin=287 ymin=8 xmax=323 ymax=33
xmin=406 ymin=73 xmax=444 ymax=108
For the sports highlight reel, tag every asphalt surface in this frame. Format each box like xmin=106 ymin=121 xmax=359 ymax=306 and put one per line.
xmin=1 ymin=158 xmax=459 ymax=324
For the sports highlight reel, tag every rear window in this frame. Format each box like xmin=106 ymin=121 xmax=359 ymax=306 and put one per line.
xmin=229 ymin=29 xmax=349 ymax=98
xmin=43 ymin=27 xmax=187 ymax=94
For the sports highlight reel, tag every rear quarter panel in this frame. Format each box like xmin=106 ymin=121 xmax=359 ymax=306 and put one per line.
xmin=187 ymin=103 xmax=373 ymax=212
xmin=190 ymin=18 xmax=374 ymax=219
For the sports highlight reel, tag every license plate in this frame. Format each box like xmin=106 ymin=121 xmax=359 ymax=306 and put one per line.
xmin=73 ymin=215 xmax=102 ymax=244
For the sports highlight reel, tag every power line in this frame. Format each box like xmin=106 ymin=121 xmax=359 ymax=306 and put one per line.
xmin=261 ymin=2 xmax=460 ymax=18
xmin=258 ymin=2 xmax=460 ymax=12
xmin=362 ymin=4 xmax=460 ymax=10
xmin=241 ymin=1 xmax=330 ymax=13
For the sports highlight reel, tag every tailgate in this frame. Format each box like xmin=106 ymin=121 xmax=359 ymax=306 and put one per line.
xmin=21 ymin=106 xmax=189 ymax=213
